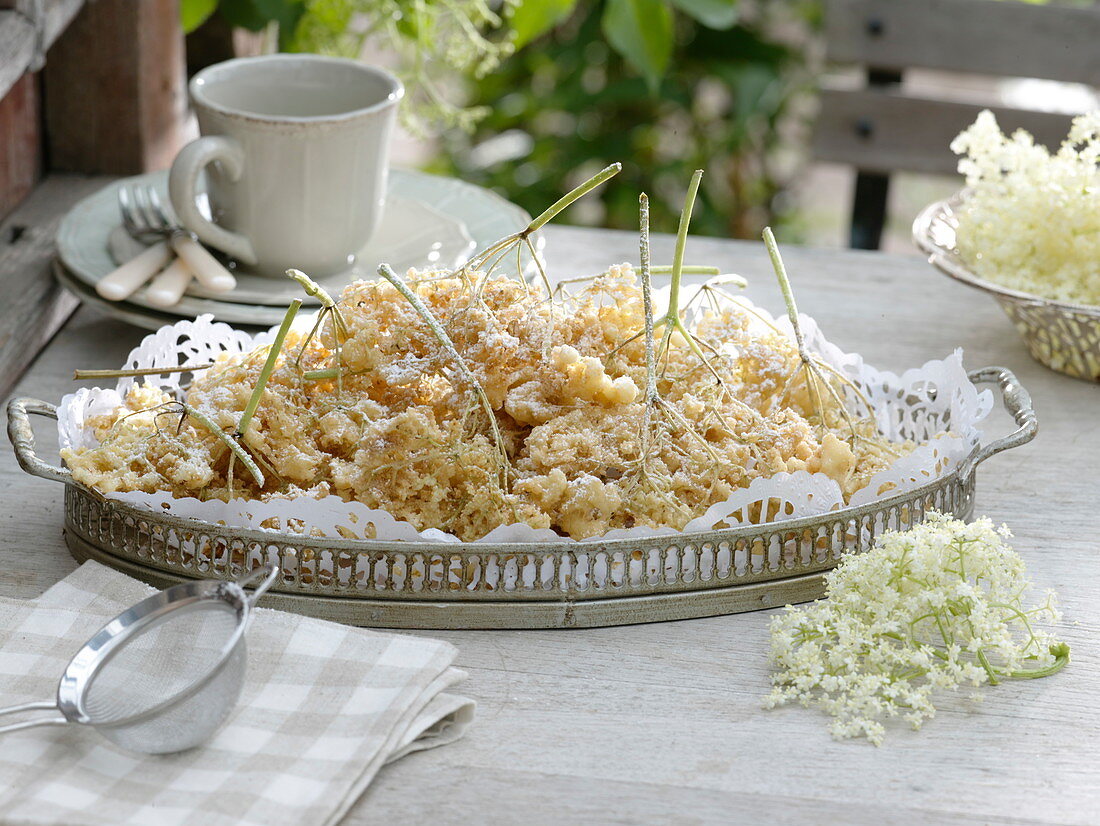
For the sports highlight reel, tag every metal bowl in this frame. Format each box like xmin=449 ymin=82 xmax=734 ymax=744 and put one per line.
xmin=7 ymin=370 xmax=1036 ymax=630
xmin=913 ymin=195 xmax=1100 ymax=382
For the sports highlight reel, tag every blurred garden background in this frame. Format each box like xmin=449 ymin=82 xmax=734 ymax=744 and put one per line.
xmin=180 ymin=0 xmax=1099 ymax=252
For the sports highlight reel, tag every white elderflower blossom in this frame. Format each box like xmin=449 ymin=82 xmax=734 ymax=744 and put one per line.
xmin=951 ymin=110 xmax=1100 ymax=306
xmin=766 ymin=513 xmax=1069 ymax=745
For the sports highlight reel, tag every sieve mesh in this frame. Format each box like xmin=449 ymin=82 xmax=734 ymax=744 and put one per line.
xmin=82 ymin=602 xmax=241 ymax=725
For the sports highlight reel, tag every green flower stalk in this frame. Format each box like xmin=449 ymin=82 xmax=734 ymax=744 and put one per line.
xmin=73 ymin=365 xmax=213 ymax=381
xmin=228 ymin=298 xmax=301 ymax=493
xmin=762 ymin=226 xmax=873 ymax=440
xmin=237 ymin=299 xmax=302 ymax=439
xmin=184 ymin=403 xmax=264 ymax=489
xmin=376 ymin=263 xmax=511 ymax=488
xmin=463 ymin=163 xmax=622 ymax=294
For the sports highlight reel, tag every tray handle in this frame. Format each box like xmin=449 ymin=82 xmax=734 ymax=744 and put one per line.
xmin=6 ymin=398 xmax=72 ymax=485
xmin=959 ymin=367 xmax=1037 ymax=485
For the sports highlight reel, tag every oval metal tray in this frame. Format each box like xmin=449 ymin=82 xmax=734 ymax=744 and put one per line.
xmin=7 ymin=367 xmax=1036 ymax=629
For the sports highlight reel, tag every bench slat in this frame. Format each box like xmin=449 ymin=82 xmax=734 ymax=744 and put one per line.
xmin=825 ymin=0 xmax=1100 ymax=84
xmin=813 ymin=88 xmax=1075 ymax=176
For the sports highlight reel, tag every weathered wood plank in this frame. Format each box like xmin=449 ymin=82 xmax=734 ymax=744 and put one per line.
xmin=0 ymin=12 xmax=34 ymax=104
xmin=0 ymin=0 xmax=88 ymax=219
xmin=43 ymin=0 xmax=186 ymax=174
xmin=0 ymin=73 xmax=40 ymax=222
xmin=0 ymin=0 xmax=86 ymax=100
xmin=0 ymin=174 xmax=111 ymax=400
xmin=814 ymin=88 xmax=1075 ymax=176
xmin=825 ymin=0 xmax=1100 ymax=84
xmin=2 ymin=223 xmax=1098 ymax=823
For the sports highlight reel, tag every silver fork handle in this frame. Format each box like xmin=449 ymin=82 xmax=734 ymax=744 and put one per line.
xmin=0 ymin=701 xmax=67 ymax=735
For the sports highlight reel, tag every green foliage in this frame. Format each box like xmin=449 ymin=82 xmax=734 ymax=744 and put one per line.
xmin=433 ymin=1 xmax=819 ymax=238
xmin=509 ymin=0 xmax=577 ymax=48
xmin=177 ymin=0 xmax=309 ymax=50
xmin=602 ymin=0 xmax=674 ymax=93
xmin=183 ymin=0 xmax=818 ymax=236
xmin=184 ymin=0 xmax=514 ymax=134
xmin=668 ymin=0 xmax=738 ymax=30
xmin=508 ymin=0 xmax=739 ymax=91
xmin=181 ymin=0 xmax=219 ymax=33
xmin=219 ymin=0 xmax=306 ymax=49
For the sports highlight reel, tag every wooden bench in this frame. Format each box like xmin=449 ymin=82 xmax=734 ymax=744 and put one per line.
xmin=814 ymin=0 xmax=1100 ymax=249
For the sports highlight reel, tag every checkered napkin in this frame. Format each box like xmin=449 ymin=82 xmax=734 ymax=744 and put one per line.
xmin=0 ymin=562 xmax=474 ymax=826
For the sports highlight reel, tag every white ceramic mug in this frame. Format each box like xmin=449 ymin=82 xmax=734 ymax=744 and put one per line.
xmin=169 ymin=54 xmax=403 ymax=278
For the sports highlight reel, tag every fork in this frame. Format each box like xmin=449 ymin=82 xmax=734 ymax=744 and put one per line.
xmin=123 ymin=186 xmax=237 ymax=294
xmin=95 ymin=185 xmax=236 ymax=306
xmin=95 ymin=190 xmax=174 ymax=303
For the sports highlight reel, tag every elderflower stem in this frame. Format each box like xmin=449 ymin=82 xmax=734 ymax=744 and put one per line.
xmin=376 ymin=263 xmax=510 ymax=486
xmin=762 ymin=225 xmax=869 ymax=441
xmin=665 ymin=169 xmax=703 ymax=322
xmin=652 ymin=172 xmax=709 ymax=342
xmin=1003 ymin=643 xmax=1071 ymax=679
xmin=763 ymin=226 xmax=805 ymax=352
xmin=73 ymin=364 xmax=212 ymax=380
xmin=628 ymin=192 xmax=675 ymax=505
xmin=649 ymin=170 xmax=737 ymax=397
xmin=180 ymin=402 xmax=264 ymax=488
xmin=976 ymin=649 xmax=1000 ymax=685
xmin=523 ymin=233 xmax=552 ymax=297
xmin=526 ymin=163 xmax=622 ymax=233
xmin=651 ymin=265 xmax=719 ymax=276
xmin=639 ymin=194 xmax=658 ymax=406
xmin=238 ymin=299 xmax=301 ymax=439
xmin=287 ymin=268 xmax=348 ymax=339
xmin=287 ymin=268 xmax=333 ymax=307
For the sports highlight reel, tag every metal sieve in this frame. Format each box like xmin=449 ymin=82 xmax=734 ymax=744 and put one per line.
xmin=0 ymin=565 xmax=278 ymax=754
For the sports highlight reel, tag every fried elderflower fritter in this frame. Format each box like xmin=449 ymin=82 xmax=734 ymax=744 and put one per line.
xmin=63 ymin=263 xmax=912 ymax=541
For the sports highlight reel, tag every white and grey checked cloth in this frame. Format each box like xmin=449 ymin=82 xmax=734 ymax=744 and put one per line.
xmin=0 ymin=561 xmax=474 ymax=826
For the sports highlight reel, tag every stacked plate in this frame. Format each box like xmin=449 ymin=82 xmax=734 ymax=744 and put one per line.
xmin=57 ymin=169 xmax=537 ymax=330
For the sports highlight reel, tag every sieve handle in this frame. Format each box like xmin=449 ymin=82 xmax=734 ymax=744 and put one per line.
xmin=959 ymin=366 xmax=1038 ymax=486
xmin=6 ymin=398 xmax=72 ymax=485
xmin=0 ymin=700 xmax=67 ymax=735
xmin=237 ymin=564 xmax=280 ymax=606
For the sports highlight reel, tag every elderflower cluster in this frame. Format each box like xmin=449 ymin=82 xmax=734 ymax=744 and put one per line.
xmin=766 ymin=513 xmax=1068 ymax=745
xmin=951 ymin=109 xmax=1100 ymax=305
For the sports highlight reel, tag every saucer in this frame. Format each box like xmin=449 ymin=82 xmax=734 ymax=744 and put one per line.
xmin=58 ymin=168 xmax=538 ymax=326
xmin=105 ymin=193 xmax=476 ymax=307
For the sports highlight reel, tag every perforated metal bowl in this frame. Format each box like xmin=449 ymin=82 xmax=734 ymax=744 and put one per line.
xmin=7 ymin=367 xmax=1036 ymax=629
xmin=914 ymin=195 xmax=1100 ymax=382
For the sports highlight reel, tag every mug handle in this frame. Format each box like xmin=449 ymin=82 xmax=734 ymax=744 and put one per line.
xmin=168 ymin=136 xmax=258 ymax=265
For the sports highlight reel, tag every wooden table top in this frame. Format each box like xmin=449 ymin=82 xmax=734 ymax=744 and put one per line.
xmin=1 ymin=182 xmax=1097 ymax=825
